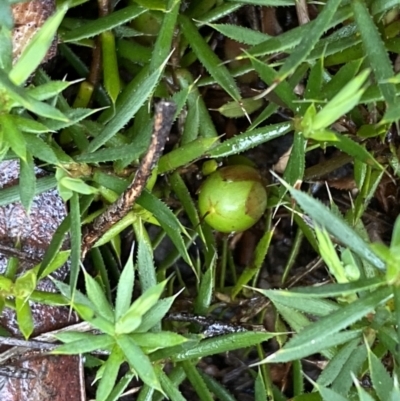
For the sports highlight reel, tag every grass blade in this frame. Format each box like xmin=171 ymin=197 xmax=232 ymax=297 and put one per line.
xmin=179 ymin=14 xmax=241 ymax=101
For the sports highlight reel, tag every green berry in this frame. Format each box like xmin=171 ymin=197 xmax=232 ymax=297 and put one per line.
xmin=198 ymin=165 xmax=267 ymax=233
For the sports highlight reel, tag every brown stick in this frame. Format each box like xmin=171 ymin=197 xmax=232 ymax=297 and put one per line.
xmin=81 ymin=100 xmax=176 ymax=258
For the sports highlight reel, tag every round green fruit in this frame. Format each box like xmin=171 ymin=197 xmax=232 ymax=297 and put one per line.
xmin=198 ymin=165 xmax=267 ymax=233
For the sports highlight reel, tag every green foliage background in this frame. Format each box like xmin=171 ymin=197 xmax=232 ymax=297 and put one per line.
xmin=1 ymin=0 xmax=400 ymax=400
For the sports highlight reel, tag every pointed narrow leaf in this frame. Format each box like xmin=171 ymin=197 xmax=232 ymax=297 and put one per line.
xmin=352 ymin=0 xmax=397 ymax=106
xmin=287 ymin=187 xmax=385 ymax=270
xmin=264 ymin=287 xmax=391 ymax=363
xmin=136 ymin=295 xmax=178 ymax=333
xmin=179 ymin=14 xmax=241 ymax=101
xmin=115 ymin=281 xmax=167 ymax=334
xmin=0 ymin=114 xmax=26 ymax=160
xmin=53 ymin=334 xmax=114 ymax=354
xmin=19 ymin=154 xmax=36 ymax=212
xmin=84 ymin=271 xmax=114 ymax=322
xmin=181 ymin=360 xmax=214 ymax=401
xmin=208 ymin=121 xmax=292 ymax=158
xmin=137 ymin=190 xmax=192 ymax=266
xmin=117 ymin=334 xmax=162 ymax=393
xmin=115 ymin=250 xmax=135 ymax=321
xmin=368 ymin=345 xmax=393 ymax=400
xmin=69 ymin=192 xmax=81 ymax=295
xmin=62 ymin=5 xmax=144 ymax=42
xmin=173 ymin=332 xmax=274 ymax=361
xmin=96 ymin=346 xmax=125 ymax=401
xmin=15 ymin=297 xmax=34 ymax=340
xmin=10 ymin=4 xmax=68 ymax=85
xmin=277 ymin=0 xmax=342 ymax=80
xmin=87 ymin=58 xmax=168 ymax=152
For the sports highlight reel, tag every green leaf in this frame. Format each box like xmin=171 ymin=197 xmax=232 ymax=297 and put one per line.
xmin=316 ymin=338 xmax=359 ymax=387
xmin=59 ymin=176 xmax=97 ymax=197
xmin=26 ymin=79 xmax=74 ymax=101
xmin=321 ymin=58 xmax=363 ymax=100
xmin=0 ymin=174 xmax=56 ymax=207
xmin=217 ymin=98 xmax=264 ymax=118
xmin=136 ymin=294 xmax=178 ymax=333
xmin=246 ymin=5 xmax=352 ymax=59
xmin=117 ymin=334 xmax=163 ymax=393
xmin=311 ymin=69 xmax=370 ymax=132
xmin=207 ymin=23 xmax=270 ymax=46
xmin=0 ymin=70 xmax=68 ymax=121
xmin=86 ymin=58 xmax=168 ymax=152
xmin=286 ymin=187 xmax=385 ymax=270
xmin=104 ymin=371 xmax=136 ymax=401
xmin=158 ymin=137 xmax=219 ymax=173
xmin=53 ymin=334 xmax=114 ymax=354
xmin=158 ymin=368 xmax=187 ymax=401
xmin=277 ymin=0 xmax=342 ymax=81
xmin=150 ymin=335 xmax=202 ymax=362
xmin=315 ymin=226 xmax=348 ymax=283
xmin=137 ymin=190 xmax=192 ymax=267
xmin=0 ymin=114 xmax=26 ymax=160
xmin=115 ymin=281 xmax=167 ymax=334
xmin=290 ymin=277 xmax=385 ymax=298
xmin=62 ymin=5 xmax=144 ymax=42
xmin=130 ymin=332 xmax=187 ymax=352
xmin=75 ymin=141 xmax=148 ymax=163
xmin=84 ymin=271 xmax=114 ymax=322
xmin=194 ymin=260 xmax=214 ymax=315
xmin=226 ymin=0 xmax=295 ymax=5
xmin=175 ymin=68 xmax=218 ymax=138
xmin=263 ymin=286 xmax=391 ymax=363
xmin=169 ymin=171 xmax=204 ymax=242
xmin=43 ymin=107 xmax=101 ymax=131
xmin=255 ymin=370 xmax=267 ymax=401
xmin=69 ymin=192 xmax=81 ymax=300
xmin=173 ymin=332 xmax=274 ymax=361
xmin=200 ymin=371 xmax=238 ymax=401
xmin=330 ymin=344 xmax=366 ymax=394
xmin=381 ymin=103 xmax=400 ymax=123
xmin=258 ymin=289 xmax=339 ymax=317
xmin=181 ymin=361 xmax=214 ymax=401
xmin=179 ymin=14 xmax=241 ymax=101
xmin=15 ymin=297 xmax=34 ymax=340
xmin=6 ymin=115 xmax=49 ymax=134
xmin=96 ymin=346 xmax=125 ymax=401
xmin=149 ymin=0 xmax=180 ymax=71
xmin=52 ymin=331 xmax=102 ymax=343
xmin=19 ymin=154 xmax=36 ymax=212
xmin=14 ymin=269 xmax=37 ymax=299
xmin=233 ymin=225 xmax=273 ymax=298
xmin=283 ymin=132 xmax=305 ymax=188
xmin=10 ymin=3 xmax=68 ymax=85
xmin=352 ymin=0 xmax=397 ymax=107
xmin=208 ymin=121 xmax=292 ymax=158
xmin=101 ymin=31 xmax=120 ymax=104
xmin=372 ymin=0 xmax=400 ymax=15
xmin=133 ymin=217 xmax=158 ymax=295
xmin=263 ymin=329 xmax=361 ymax=364
xmin=115 ymin=250 xmax=135 ymax=321
xmin=35 ymin=250 xmax=70 ymax=279
xmin=315 ymin=384 xmax=348 ymax=401
xmin=250 ymin=56 xmax=297 ymax=111
xmin=0 ymin=4 xmax=13 ymax=33
xmin=324 ymin=131 xmax=382 ymax=170
xmin=303 ymin=58 xmax=324 ymax=104
xmin=368 ymin=344 xmax=393 ymax=400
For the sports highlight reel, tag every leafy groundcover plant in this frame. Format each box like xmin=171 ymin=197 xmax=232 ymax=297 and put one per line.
xmin=1 ymin=0 xmax=400 ymax=400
